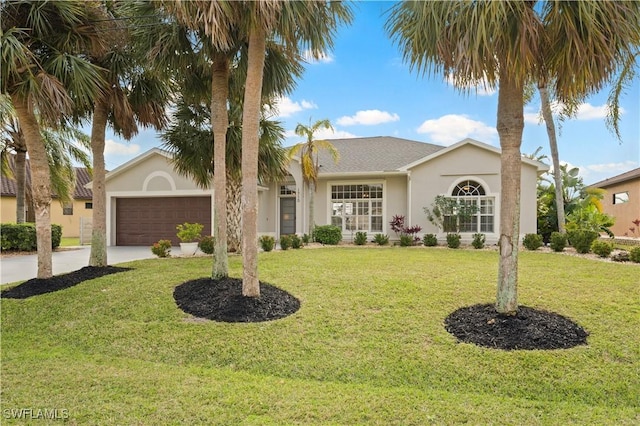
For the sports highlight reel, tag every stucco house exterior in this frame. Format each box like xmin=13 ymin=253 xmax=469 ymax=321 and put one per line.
xmin=97 ymin=137 xmax=547 ymax=246
xmin=588 ymin=167 xmax=640 ymax=237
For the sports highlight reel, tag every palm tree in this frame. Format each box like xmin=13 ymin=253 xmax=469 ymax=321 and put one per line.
xmin=1 ymin=0 xmax=106 ymax=278
xmin=288 ymin=119 xmax=339 ymax=236
xmin=387 ymin=0 xmax=640 ymax=314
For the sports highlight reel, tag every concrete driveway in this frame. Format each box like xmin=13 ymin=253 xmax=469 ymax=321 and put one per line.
xmin=0 ymin=246 xmax=161 ymax=285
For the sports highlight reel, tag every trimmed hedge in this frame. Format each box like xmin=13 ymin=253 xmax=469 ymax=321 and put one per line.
xmin=313 ymin=225 xmax=342 ymax=245
xmin=568 ymin=230 xmax=599 ymax=254
xmin=1 ymin=223 xmax=62 ymax=251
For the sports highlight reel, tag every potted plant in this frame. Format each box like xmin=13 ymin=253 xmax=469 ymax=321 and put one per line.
xmin=176 ymin=222 xmax=203 ymax=255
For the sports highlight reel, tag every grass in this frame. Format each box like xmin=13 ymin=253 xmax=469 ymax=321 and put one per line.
xmin=59 ymin=237 xmax=80 ymax=247
xmin=1 ymin=248 xmax=639 ymax=424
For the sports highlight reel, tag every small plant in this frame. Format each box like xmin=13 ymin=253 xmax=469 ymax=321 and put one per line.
xmin=151 ymin=239 xmax=172 ymax=258
xmin=590 ymin=240 xmax=613 ymax=258
xmin=390 ymin=215 xmax=422 ymax=245
xmin=313 ymin=225 xmax=342 ymax=245
xmin=354 ymin=231 xmax=367 ymax=246
xmin=198 ymin=235 xmax=215 ymax=255
xmin=471 ymin=233 xmax=485 ymax=249
xmin=399 ymin=234 xmax=414 ymax=247
xmin=446 ymin=233 xmax=461 ymax=249
xmin=630 ymin=246 xmax=640 ymax=263
xmin=259 ymin=235 xmax=275 ymax=252
xmin=568 ymin=230 xmax=599 ymax=254
xmin=423 ymin=233 xmax=438 ymax=247
xmin=301 ymin=234 xmax=310 ymax=244
xmin=279 ymin=234 xmax=293 ymax=250
xmin=291 ymin=234 xmax=303 ymax=249
xmin=372 ymin=233 xmax=389 ymax=246
xmin=522 ymin=233 xmax=543 ymax=251
xmin=549 ymin=232 xmax=567 ymax=252
xmin=176 ymin=222 xmax=203 ymax=243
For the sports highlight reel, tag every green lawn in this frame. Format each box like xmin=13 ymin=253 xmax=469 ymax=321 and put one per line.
xmin=1 ymin=248 xmax=638 ymax=425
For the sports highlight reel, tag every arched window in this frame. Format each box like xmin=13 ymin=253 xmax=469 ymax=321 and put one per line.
xmin=447 ymin=180 xmax=494 ymax=233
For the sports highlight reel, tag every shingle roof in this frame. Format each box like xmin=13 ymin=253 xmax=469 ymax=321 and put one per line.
xmin=313 ymin=136 xmax=445 ymax=174
xmin=589 ymin=167 xmax=640 ymax=189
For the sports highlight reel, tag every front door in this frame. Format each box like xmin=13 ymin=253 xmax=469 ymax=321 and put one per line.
xmin=280 ymin=198 xmax=296 ymax=235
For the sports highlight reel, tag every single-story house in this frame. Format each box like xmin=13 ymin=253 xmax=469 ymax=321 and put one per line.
xmin=588 ymin=167 xmax=640 ymax=237
xmin=97 ymin=137 xmax=548 ymax=246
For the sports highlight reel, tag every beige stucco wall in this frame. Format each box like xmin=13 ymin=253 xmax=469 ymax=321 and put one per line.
xmin=0 ymin=197 xmax=17 ymax=224
xmin=599 ymin=178 xmax=640 ymax=237
xmin=1 ymin=196 xmax=90 ymax=238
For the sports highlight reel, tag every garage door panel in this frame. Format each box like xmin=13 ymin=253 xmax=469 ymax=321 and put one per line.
xmin=116 ymin=197 xmax=211 ymax=246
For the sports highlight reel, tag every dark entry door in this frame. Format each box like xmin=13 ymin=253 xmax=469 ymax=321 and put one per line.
xmin=279 ymin=198 xmax=296 ymax=235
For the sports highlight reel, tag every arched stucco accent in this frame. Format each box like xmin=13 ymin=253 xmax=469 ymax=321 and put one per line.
xmin=143 ymin=171 xmax=176 ymax=191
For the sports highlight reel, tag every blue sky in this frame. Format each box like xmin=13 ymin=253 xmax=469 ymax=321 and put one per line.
xmin=103 ymin=1 xmax=639 ymax=185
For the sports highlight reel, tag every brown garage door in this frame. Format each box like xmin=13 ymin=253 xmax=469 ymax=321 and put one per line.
xmin=116 ymin=197 xmax=211 ymax=246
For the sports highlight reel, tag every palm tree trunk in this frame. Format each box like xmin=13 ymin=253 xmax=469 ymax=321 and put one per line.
xmin=308 ymin=180 xmax=315 ymax=236
xmin=538 ymin=84 xmax=566 ymax=234
xmin=495 ymin=72 xmax=524 ymax=315
xmin=89 ymin=100 xmax=109 ymax=267
xmin=14 ymin=146 xmax=27 ymax=223
xmin=12 ymin=95 xmax=53 ymax=278
xmin=212 ymin=55 xmax=230 ymax=279
xmin=241 ymin=24 xmax=267 ymax=297
xmin=226 ymin=173 xmax=242 ymax=253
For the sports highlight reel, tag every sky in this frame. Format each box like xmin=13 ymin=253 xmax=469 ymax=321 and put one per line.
xmin=101 ymin=1 xmax=640 ymax=186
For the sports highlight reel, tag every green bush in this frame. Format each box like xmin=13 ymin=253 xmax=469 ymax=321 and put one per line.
xmin=629 ymin=246 xmax=640 ymax=263
xmin=313 ymin=225 xmax=342 ymax=245
xmin=0 ymin=223 xmax=62 ymax=251
xmin=568 ymin=230 xmax=599 ymax=254
xmin=354 ymin=231 xmax=367 ymax=246
xmin=399 ymin=234 xmax=414 ymax=247
xmin=472 ymin=233 xmax=485 ymax=249
xmin=549 ymin=232 xmax=567 ymax=252
xmin=372 ymin=234 xmax=389 ymax=246
xmin=279 ymin=234 xmax=293 ymax=250
xmin=259 ymin=235 xmax=275 ymax=252
xmin=446 ymin=233 xmax=461 ymax=249
xmin=590 ymin=240 xmax=613 ymax=258
xmin=198 ymin=235 xmax=215 ymax=254
xmin=422 ymin=233 xmax=438 ymax=247
xmin=301 ymin=234 xmax=310 ymax=244
xmin=522 ymin=233 xmax=543 ymax=251
xmin=176 ymin=222 xmax=203 ymax=243
xmin=291 ymin=234 xmax=302 ymax=249
xmin=151 ymin=239 xmax=172 ymax=258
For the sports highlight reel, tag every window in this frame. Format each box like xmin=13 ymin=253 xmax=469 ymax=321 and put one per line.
xmin=280 ymin=184 xmax=296 ymax=195
xmin=85 ymin=202 xmax=93 ymax=209
xmin=331 ymin=184 xmax=383 ymax=233
xmin=446 ymin=180 xmax=494 ymax=233
xmin=613 ymin=192 xmax=629 ymax=204
xmin=63 ymin=202 xmax=73 ymax=215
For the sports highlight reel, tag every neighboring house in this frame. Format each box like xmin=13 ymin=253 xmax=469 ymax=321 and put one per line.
xmin=589 ymin=167 xmax=640 ymax=237
xmin=0 ymin=162 xmax=93 ymax=238
xmin=97 ymin=137 xmax=548 ymax=246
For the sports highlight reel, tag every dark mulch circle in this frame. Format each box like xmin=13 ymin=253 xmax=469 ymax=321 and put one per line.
xmin=1 ymin=266 xmax=132 ymax=299
xmin=173 ymin=277 xmax=300 ymax=323
xmin=444 ymin=303 xmax=588 ymax=351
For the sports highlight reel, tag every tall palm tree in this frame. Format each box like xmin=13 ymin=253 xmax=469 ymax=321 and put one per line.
xmin=387 ymin=0 xmax=640 ymax=314
xmin=288 ymin=119 xmax=339 ymax=236
xmin=1 ymin=0 xmax=106 ymax=278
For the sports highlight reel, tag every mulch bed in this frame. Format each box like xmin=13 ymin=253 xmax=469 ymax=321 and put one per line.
xmin=444 ymin=303 xmax=588 ymax=351
xmin=1 ymin=266 xmax=131 ymax=299
xmin=173 ymin=277 xmax=300 ymax=323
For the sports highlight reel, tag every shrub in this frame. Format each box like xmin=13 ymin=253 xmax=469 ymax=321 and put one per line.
xmin=611 ymin=251 xmax=630 ymax=262
xmin=590 ymin=240 xmax=613 ymax=258
xmin=279 ymin=234 xmax=293 ymax=250
xmin=354 ymin=231 xmax=367 ymax=246
xmin=291 ymin=234 xmax=302 ymax=249
xmin=313 ymin=225 xmax=342 ymax=245
xmin=0 ymin=223 xmax=62 ymax=251
xmin=629 ymin=246 xmax=640 ymax=263
xmin=176 ymin=222 xmax=203 ymax=243
xmin=372 ymin=233 xmax=389 ymax=246
xmin=423 ymin=233 xmax=438 ymax=247
xmin=151 ymin=239 xmax=172 ymax=258
xmin=259 ymin=235 xmax=275 ymax=252
xmin=399 ymin=234 xmax=414 ymax=247
xmin=568 ymin=230 xmax=599 ymax=254
xmin=522 ymin=233 xmax=543 ymax=251
xmin=549 ymin=232 xmax=567 ymax=252
xmin=301 ymin=234 xmax=310 ymax=244
xmin=472 ymin=233 xmax=485 ymax=249
xmin=446 ymin=233 xmax=461 ymax=249
xmin=198 ymin=236 xmax=215 ymax=255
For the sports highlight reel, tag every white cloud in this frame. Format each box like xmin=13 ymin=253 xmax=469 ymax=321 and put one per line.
xmin=284 ymin=127 xmax=358 ymax=146
xmin=557 ymin=160 xmax=637 ymax=184
xmin=302 ymin=49 xmax=334 ymax=64
xmin=336 ymin=110 xmax=400 ymax=126
xmin=525 ymin=102 xmax=624 ymax=125
xmin=417 ymin=114 xmax=498 ymax=146
xmin=445 ymin=73 xmax=496 ymax=96
xmin=266 ymin=96 xmax=317 ymax=118
xmin=104 ymin=139 xmax=140 ymax=155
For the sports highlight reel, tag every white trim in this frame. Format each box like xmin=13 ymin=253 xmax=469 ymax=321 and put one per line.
xmin=446 ymin=176 xmax=493 ymax=195
xmin=142 ymin=171 xmax=177 ymax=191
xmin=326 ymin=179 xmax=386 ymax=235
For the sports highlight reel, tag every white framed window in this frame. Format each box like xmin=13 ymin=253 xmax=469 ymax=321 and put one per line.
xmin=330 ymin=183 xmax=384 ymax=233
xmin=447 ymin=180 xmax=494 ymax=233
xmin=613 ymin=192 xmax=629 ymax=204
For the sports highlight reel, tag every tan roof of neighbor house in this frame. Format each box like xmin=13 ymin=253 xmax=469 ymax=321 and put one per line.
xmin=589 ymin=167 xmax=640 ymax=189
xmin=313 ymin=136 xmax=445 ymax=174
